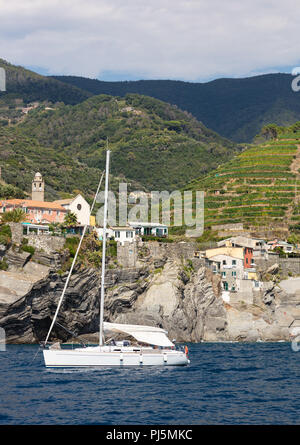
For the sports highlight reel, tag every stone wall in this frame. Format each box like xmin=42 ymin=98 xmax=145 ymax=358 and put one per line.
xmin=24 ymin=234 xmax=65 ymax=255
xmin=146 ymin=241 xmax=198 ymax=261
xmin=117 ymin=241 xmax=199 ymax=268
xmin=229 ymin=280 xmax=254 ymax=305
xmin=255 ymin=255 xmax=280 ymax=271
xmin=256 ymin=255 xmax=300 ymax=276
xmin=279 ymin=258 xmax=300 ymax=275
xmin=211 ymin=223 xmax=244 ymax=232
xmin=8 ymin=223 xmax=23 ymax=245
xmin=117 ymin=242 xmax=137 ymax=268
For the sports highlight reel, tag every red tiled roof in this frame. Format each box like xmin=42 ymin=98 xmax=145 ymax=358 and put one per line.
xmin=0 ymin=199 xmax=67 ymax=211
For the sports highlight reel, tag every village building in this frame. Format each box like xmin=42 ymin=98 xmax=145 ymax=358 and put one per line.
xmin=0 ymin=172 xmax=91 ymax=227
xmin=129 ymin=221 xmax=168 ymax=237
xmin=32 ymin=172 xmax=44 ymax=201
xmin=22 ymin=222 xmax=50 ymax=235
xmin=96 ymin=226 xmax=136 ymax=245
xmin=52 ymin=195 xmax=90 ymax=226
xmin=217 ymin=235 xmax=268 ymax=262
xmin=267 ymin=239 xmax=294 ymax=253
xmin=205 ymin=244 xmax=260 ymax=298
xmin=0 ymin=198 xmax=67 ymax=224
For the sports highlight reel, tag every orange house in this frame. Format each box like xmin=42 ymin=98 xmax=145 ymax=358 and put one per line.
xmin=244 ymin=247 xmax=253 ymax=268
xmin=0 ymin=199 xmax=67 ymax=224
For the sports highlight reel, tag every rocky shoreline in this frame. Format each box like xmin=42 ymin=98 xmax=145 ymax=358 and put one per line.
xmin=1 ymin=233 xmax=300 ymax=344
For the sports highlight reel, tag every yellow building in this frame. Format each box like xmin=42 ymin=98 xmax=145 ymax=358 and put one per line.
xmin=205 ymin=246 xmax=244 ymax=260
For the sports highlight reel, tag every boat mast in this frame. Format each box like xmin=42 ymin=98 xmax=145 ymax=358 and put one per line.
xmin=44 ymin=169 xmax=105 ymax=345
xmin=99 ymin=149 xmax=110 ymax=346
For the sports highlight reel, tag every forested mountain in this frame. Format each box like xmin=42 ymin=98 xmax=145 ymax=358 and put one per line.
xmin=0 ymin=59 xmax=90 ymax=106
xmin=0 ymin=63 xmax=238 ymax=200
xmin=52 ymin=73 xmax=300 ymax=142
xmin=19 ymin=94 xmax=237 ymax=191
xmin=0 ymin=125 xmax=103 ymax=201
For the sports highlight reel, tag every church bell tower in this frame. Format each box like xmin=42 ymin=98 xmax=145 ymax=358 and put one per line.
xmin=32 ymin=172 xmax=44 ymax=201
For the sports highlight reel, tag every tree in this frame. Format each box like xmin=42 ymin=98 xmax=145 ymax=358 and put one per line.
xmin=63 ymin=211 xmax=78 ymax=227
xmin=1 ymin=208 xmax=27 ymax=223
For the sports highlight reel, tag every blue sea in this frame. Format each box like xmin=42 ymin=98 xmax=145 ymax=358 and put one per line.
xmin=0 ymin=343 xmax=300 ymax=425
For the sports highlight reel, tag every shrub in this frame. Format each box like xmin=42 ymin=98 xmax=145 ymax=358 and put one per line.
xmin=64 ymin=237 xmax=80 ymax=257
xmin=107 ymin=240 xmax=117 ymax=257
xmin=1 ymin=209 xmax=27 ymax=223
xmin=0 ymin=224 xmax=12 ymax=246
xmin=0 ymin=258 xmax=8 ymax=271
xmin=142 ymin=235 xmax=173 ymax=243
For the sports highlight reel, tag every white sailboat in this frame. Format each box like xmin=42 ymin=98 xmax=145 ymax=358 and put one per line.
xmin=42 ymin=150 xmax=190 ymax=367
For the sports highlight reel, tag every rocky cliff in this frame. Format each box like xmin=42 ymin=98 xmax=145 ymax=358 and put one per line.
xmin=1 ymin=237 xmax=300 ymax=343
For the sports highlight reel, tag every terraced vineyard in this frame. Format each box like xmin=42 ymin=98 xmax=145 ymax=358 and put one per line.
xmin=187 ymin=123 xmax=300 ymax=230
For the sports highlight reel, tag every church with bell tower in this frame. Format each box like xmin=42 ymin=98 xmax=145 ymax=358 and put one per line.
xmin=32 ymin=172 xmax=44 ymax=201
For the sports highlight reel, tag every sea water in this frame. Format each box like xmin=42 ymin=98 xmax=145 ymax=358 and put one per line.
xmin=0 ymin=343 xmax=300 ymax=425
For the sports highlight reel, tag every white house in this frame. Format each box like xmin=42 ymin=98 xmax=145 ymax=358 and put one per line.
xmin=129 ymin=221 xmax=168 ymax=237
xmin=96 ymin=226 xmax=136 ymax=245
xmin=53 ymin=194 xmax=90 ymax=226
xmin=267 ymin=240 xmax=294 ymax=253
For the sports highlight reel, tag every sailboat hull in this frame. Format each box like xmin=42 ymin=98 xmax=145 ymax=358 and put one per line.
xmin=43 ymin=347 xmax=189 ymax=367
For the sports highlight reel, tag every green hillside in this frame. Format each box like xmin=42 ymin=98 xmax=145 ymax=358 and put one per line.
xmin=18 ymin=93 xmax=237 ymax=191
xmin=53 ymin=73 xmax=300 ymax=142
xmin=0 ymin=59 xmax=90 ymax=125
xmin=187 ymin=122 xmax=300 ymax=231
xmin=0 ymin=126 xmax=104 ymax=201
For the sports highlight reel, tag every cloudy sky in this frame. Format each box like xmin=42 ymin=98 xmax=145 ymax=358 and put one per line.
xmin=1 ymin=0 xmax=300 ymax=81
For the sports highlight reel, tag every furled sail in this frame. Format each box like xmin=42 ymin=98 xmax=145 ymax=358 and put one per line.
xmin=103 ymin=322 xmax=174 ymax=347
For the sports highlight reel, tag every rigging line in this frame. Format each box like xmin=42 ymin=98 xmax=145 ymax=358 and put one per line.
xmin=29 ymin=344 xmax=43 ymax=366
xmin=55 ymin=321 xmax=88 ymax=347
xmin=44 ymin=169 xmax=105 ymax=345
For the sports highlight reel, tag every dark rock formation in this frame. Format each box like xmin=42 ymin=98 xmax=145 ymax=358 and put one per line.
xmin=5 ymin=248 xmax=31 ymax=269
xmin=0 ymin=259 xmax=229 ymax=344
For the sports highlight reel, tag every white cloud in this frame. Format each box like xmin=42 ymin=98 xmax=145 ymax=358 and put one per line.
xmin=0 ymin=0 xmax=299 ymax=80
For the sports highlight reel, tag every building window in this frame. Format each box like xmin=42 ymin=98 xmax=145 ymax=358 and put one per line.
xmin=114 ymin=231 xmax=120 ymax=238
xmin=232 ymin=271 xmax=236 ymax=277
xmin=254 ymin=281 xmax=260 ymax=288
xmin=222 ymin=271 xmax=226 ymax=277
xmin=77 ymin=204 xmax=82 ymax=211
xmin=222 ymin=260 xmax=226 ymax=265
xmin=232 ymin=260 xmax=236 ymax=266
xmin=223 ymin=282 xmax=228 ymax=291
xmin=48 ymin=210 xmax=52 ymax=215
xmin=246 ymin=258 xmax=248 ymax=264
xmin=126 ymin=231 xmax=131 ymax=238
